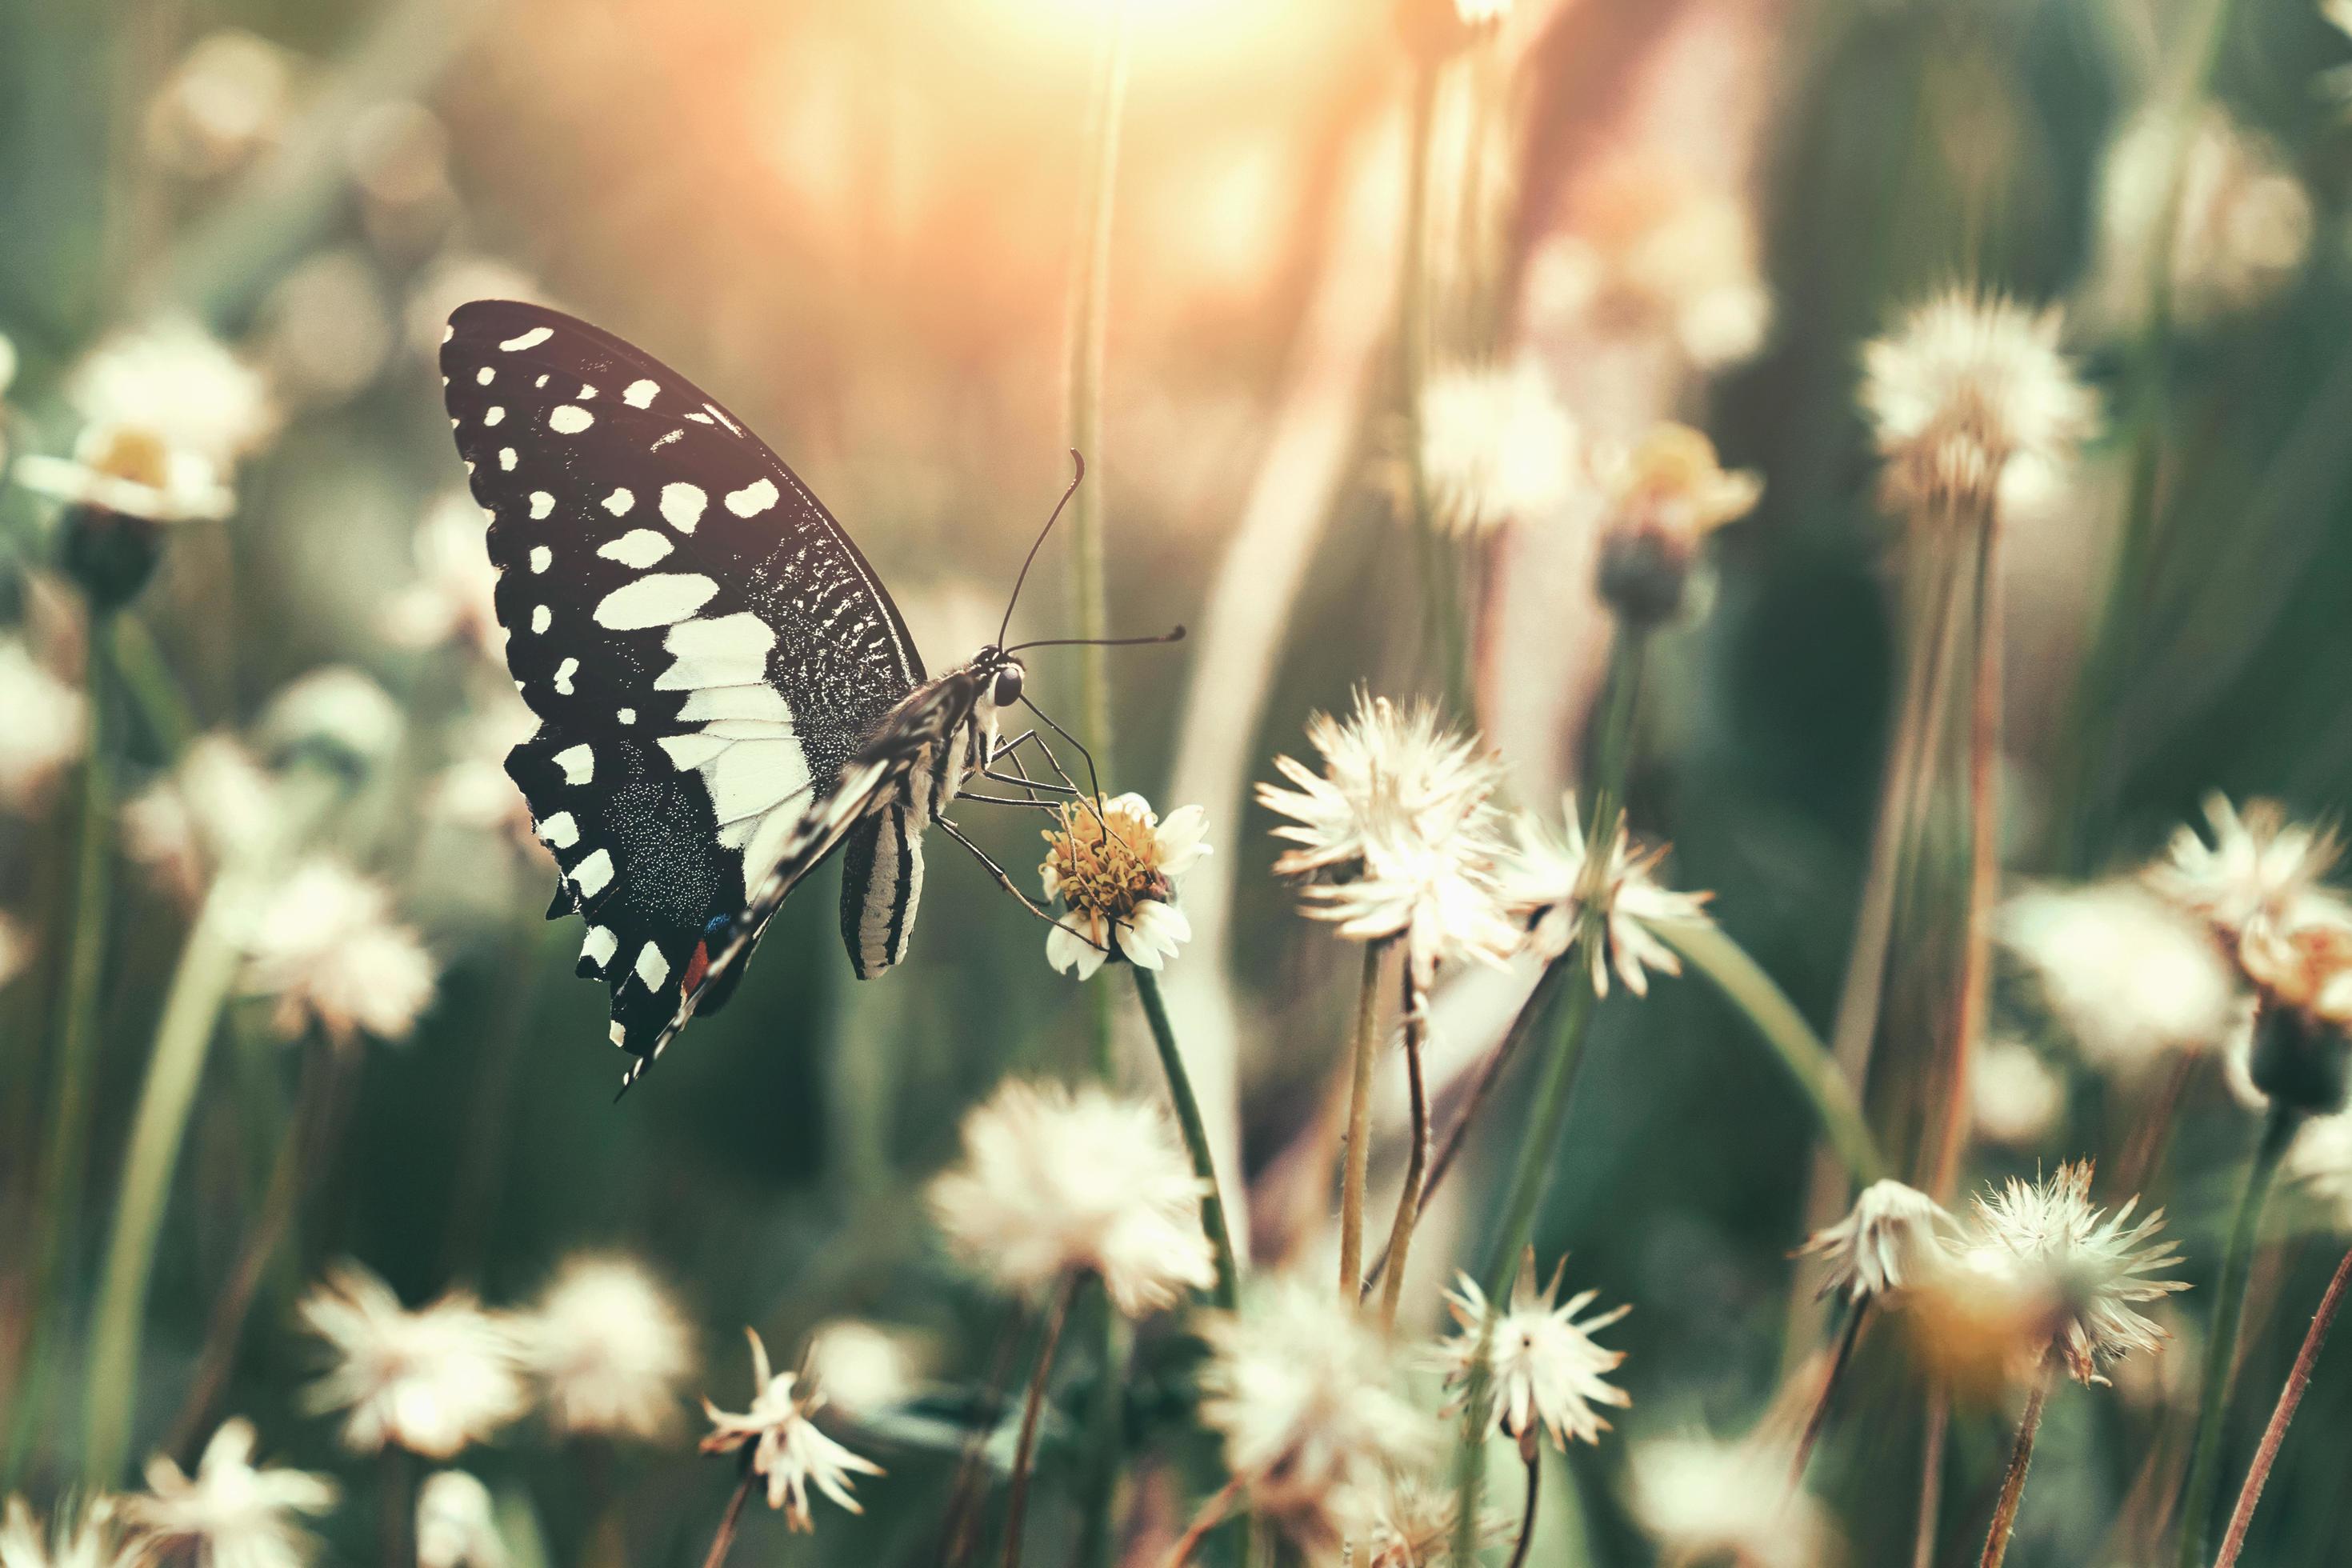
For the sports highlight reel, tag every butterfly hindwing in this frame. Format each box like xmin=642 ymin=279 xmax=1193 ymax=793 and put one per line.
xmin=440 ymin=301 xmax=926 ymax=1066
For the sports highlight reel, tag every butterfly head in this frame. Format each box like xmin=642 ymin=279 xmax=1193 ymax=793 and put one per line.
xmin=970 ymin=645 xmax=1026 ymax=713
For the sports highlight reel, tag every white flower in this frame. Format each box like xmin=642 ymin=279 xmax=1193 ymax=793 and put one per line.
xmin=1303 ymin=827 xmax=1522 ymax=988
xmin=1861 ymin=288 xmax=2098 ymax=519
xmin=1258 ymin=694 xmax=1502 ymax=877
xmin=122 ymin=734 xmax=281 ymax=903
xmin=298 ymin=1262 xmax=530 ymax=1457
xmin=1038 ymin=792 xmax=1208 ymax=981
xmin=699 ymin=1328 xmax=884 ymax=1531
xmin=929 ymin=1078 xmax=1214 ymax=1315
xmin=1593 ymin=422 xmax=1762 ymax=561
xmin=414 ymin=1471 xmax=505 ymax=1568
xmin=2090 ymin=106 xmax=2311 ymax=330
xmin=1439 ymin=1250 xmax=1630 ymax=1451
xmin=802 ymin=1320 xmax=926 ymax=1419
xmin=146 ymin=30 xmax=296 ymax=178
xmin=2149 ymin=793 xmax=2343 ymax=947
xmin=1526 ymin=159 xmax=1774 ymax=371
xmin=259 ymin=666 xmax=405 ymax=770
xmin=126 ymin=1418 xmax=338 ymax=1568
xmin=429 ymin=693 xmax=539 ymax=849
xmin=239 ymin=858 xmax=437 ymax=1045
xmin=0 ymin=1495 xmax=142 ymax=1568
xmin=1964 ymin=1161 xmax=2189 ymax=1386
xmin=1197 ymin=1278 xmax=1439 ymax=1548
xmin=1502 ymin=795 xmax=1710 ymax=998
xmin=1364 ymin=1473 xmax=1506 ymax=1568
xmin=1626 ymin=1437 xmax=1831 ymax=1568
xmin=2000 ymin=879 xmax=2240 ymax=1077
xmin=2236 ymin=908 xmax=2352 ymax=1029
xmin=14 ymin=423 xmax=234 ymax=523
xmin=1795 ymin=1179 xmax=1956 ymax=1306
xmin=525 ymin=1254 xmax=695 ymax=1441
xmin=66 ymin=318 xmax=278 ymax=470
xmin=1417 ymin=358 xmax=1578 ymax=537
xmin=1972 ymin=1039 xmax=2066 ymax=1147
xmin=385 ymin=493 xmax=502 ymax=662
xmin=0 ymin=639 xmax=86 ymax=812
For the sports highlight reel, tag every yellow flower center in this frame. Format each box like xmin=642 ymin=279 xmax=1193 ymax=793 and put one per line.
xmin=1045 ymin=801 xmax=1167 ymax=922
xmin=89 ymin=426 xmax=173 ymax=490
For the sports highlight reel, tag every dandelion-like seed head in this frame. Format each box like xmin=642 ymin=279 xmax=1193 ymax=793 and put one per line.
xmin=1197 ymin=1278 xmax=1440 ymax=1550
xmin=525 ymin=1253 xmax=696 ymax=1442
xmin=0 ymin=1495 xmax=142 ymax=1568
xmin=699 ymin=1329 xmax=883 ymax=1531
xmin=1416 ymin=358 xmax=1577 ymax=538
xmin=1964 ymin=1161 xmax=2189 ymax=1386
xmin=2150 ymin=793 xmax=2342 ymax=947
xmin=1438 ymin=1249 xmax=1630 ymax=1453
xmin=1861 ymin=288 xmax=2098 ymax=522
xmin=1258 ymin=693 xmax=1505 ymax=880
xmin=127 ymin=1419 xmax=338 ymax=1568
xmin=1502 ymin=795 xmax=1710 ymax=998
xmin=1038 ymin=791 xmax=1208 ymax=981
xmin=238 ymin=858 xmax=438 ymax=1046
xmin=1795 ymin=1179 xmax=1956 ymax=1306
xmin=2000 ymin=878 xmax=2241 ymax=1078
xmin=0 ymin=639 xmax=86 ymax=814
xmin=800 ymin=1320 xmax=926 ymax=1420
xmin=928 ymin=1078 xmax=1215 ymax=1315
xmin=298 ymin=1262 xmax=530 ymax=1458
xmin=1302 ymin=825 xmax=1522 ymax=989
xmin=1626 ymin=1436 xmax=1833 ymax=1568
xmin=1364 ymin=1472 xmax=1506 ymax=1568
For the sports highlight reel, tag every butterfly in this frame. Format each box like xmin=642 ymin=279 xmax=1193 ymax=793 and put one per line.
xmin=439 ymin=300 xmax=1117 ymax=1090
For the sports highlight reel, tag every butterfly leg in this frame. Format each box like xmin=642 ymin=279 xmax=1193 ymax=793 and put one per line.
xmin=980 ymin=728 xmax=1078 ymax=798
xmin=935 ymin=817 xmax=1108 ymax=953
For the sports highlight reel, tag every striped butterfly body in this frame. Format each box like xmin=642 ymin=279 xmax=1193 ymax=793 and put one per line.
xmin=439 ymin=300 xmax=1026 ymax=1087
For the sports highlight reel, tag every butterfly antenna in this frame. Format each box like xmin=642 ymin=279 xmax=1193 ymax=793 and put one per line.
xmin=1005 ymin=625 xmax=1184 ymax=654
xmin=995 ymin=451 xmax=1086 ymax=652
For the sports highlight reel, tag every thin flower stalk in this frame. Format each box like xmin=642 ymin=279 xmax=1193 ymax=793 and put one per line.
xmin=1506 ymin=1448 xmax=1541 ymax=1568
xmin=1937 ymin=505 xmax=2003 ymax=1196
xmin=382 ymin=1448 xmax=414 ymax=1568
xmin=1338 ymin=942 xmax=1388 ymax=1302
xmin=700 ymin=1466 xmax=756 ymax=1568
xmin=1001 ymin=1274 xmax=1078 ymax=1568
xmin=1376 ymin=966 xmax=1432 ymax=1326
xmin=1978 ymin=1352 xmax=2057 ymax=1568
xmin=1792 ymin=1302 xmax=1870 ymax=1482
xmin=1132 ymin=968 xmax=1241 ymax=1311
xmin=2214 ymin=1246 xmax=2352 ymax=1568
xmin=7 ymin=626 xmax=116 ymax=1482
xmin=2176 ymin=1102 xmax=2300 ymax=1568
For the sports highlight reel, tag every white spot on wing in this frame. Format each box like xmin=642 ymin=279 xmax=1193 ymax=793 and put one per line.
xmin=499 ymin=326 xmax=554 ymax=351
xmin=550 ymin=405 xmax=594 ymax=434
xmin=532 ymin=604 xmax=551 ymax=634
xmin=659 ymin=483 xmax=707 ymax=532
xmin=657 ymin=613 xmax=774 ymax=689
xmin=538 ymin=811 xmax=578 ymax=848
xmin=582 ymin=926 xmax=618 ymax=970
xmin=570 ymin=847 xmax=614 ymax=898
xmin=634 ymin=942 xmax=670 ymax=990
xmin=498 ymin=448 xmax=516 ymax=470
xmin=529 ymin=491 xmax=554 ymax=520
xmin=598 ymin=529 xmax=673 ymax=568
xmin=703 ymin=403 xmax=741 ymax=434
xmin=602 ymin=489 xmax=635 ymax=517
xmin=578 ymin=384 xmax=598 ymax=399
xmin=622 ymin=378 xmax=658 ymax=408
xmin=530 ymin=546 xmax=551 ymax=573
xmin=725 ymin=479 xmax=780 ymax=518
xmin=476 ymin=366 xmax=495 ymax=386
xmin=594 ymin=573 xmax=719 ymax=630
xmin=554 ymin=743 xmax=594 ymax=783
xmin=618 ymin=708 xmax=636 ymax=725
xmin=659 ymin=734 xmax=729 ymax=770
xmin=554 ymin=657 xmax=578 ymax=694
xmin=485 ymin=407 xmax=505 ymax=426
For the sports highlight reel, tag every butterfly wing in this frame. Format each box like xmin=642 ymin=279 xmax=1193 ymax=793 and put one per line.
xmin=440 ymin=300 xmax=926 ymax=1066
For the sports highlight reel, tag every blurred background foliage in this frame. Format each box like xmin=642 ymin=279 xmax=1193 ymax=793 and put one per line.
xmin=5 ymin=0 xmax=2352 ymax=1563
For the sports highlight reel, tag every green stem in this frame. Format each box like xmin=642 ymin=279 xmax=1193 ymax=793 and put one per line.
xmin=1131 ymin=968 xmax=1239 ymax=1310
xmin=1337 ymin=942 xmax=1386 ymax=1301
xmin=5 ymin=617 xmax=118 ymax=1485
xmin=1064 ymin=0 xmax=1131 ymax=772
xmin=1074 ymin=1290 xmax=1128 ymax=1568
xmin=80 ymin=886 xmax=247 ymax=1488
xmin=2176 ymin=1102 xmax=2298 ymax=1568
xmin=1651 ymin=921 xmax=1886 ymax=1188
xmin=110 ymin=612 xmax=196 ymax=758
xmin=1001 ymin=1274 xmax=1078 ymax=1568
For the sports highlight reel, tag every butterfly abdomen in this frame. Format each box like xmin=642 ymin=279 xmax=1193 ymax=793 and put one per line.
xmin=840 ymin=804 xmax=923 ymax=979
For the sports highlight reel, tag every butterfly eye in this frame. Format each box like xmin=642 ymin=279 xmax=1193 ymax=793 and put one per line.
xmin=991 ymin=664 xmax=1025 ymax=708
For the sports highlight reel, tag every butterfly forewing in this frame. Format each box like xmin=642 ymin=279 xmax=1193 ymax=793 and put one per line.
xmin=439 ymin=301 xmax=926 ymax=1064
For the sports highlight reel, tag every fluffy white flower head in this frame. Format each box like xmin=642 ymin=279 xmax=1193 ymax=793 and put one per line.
xmin=298 ymin=1262 xmax=529 ymax=1457
xmin=0 ymin=640 xmax=86 ymax=813
xmin=1364 ymin=1472 xmax=1506 ymax=1568
xmin=1417 ymin=358 xmax=1577 ymax=538
xmin=929 ymin=1078 xmax=1214 ymax=1315
xmin=1038 ymin=792 xmax=1208 ymax=982
xmin=128 ymin=1419 xmax=337 ymax=1568
xmin=1862 ymin=288 xmax=2098 ymax=519
xmin=239 ymin=858 xmax=437 ymax=1045
xmin=1626 ymin=1437 xmax=1832 ymax=1568
xmin=1439 ymin=1249 xmax=1631 ymax=1452
xmin=1796 ymin=1179 xmax=1956 ymax=1305
xmin=1258 ymin=693 xmax=1503 ymax=880
xmin=2149 ymin=793 xmax=2342 ymax=947
xmin=1302 ymin=824 xmax=1522 ymax=988
xmin=1197 ymin=1278 xmax=1438 ymax=1547
xmin=526 ymin=1253 xmax=695 ymax=1441
xmin=1964 ymin=1161 xmax=2188 ymax=1386
xmin=0 ymin=1495 xmax=142 ymax=1568
xmin=1502 ymin=795 xmax=1710 ymax=998
xmin=2094 ymin=106 xmax=2310 ymax=330
xmin=699 ymin=1328 xmax=883 ymax=1531
xmin=801 ymin=1320 xmax=926 ymax=1419
xmin=2000 ymin=879 xmax=2239 ymax=1077
xmin=414 ymin=1471 xmax=505 ymax=1568
xmin=1972 ymin=1039 xmax=2066 ymax=1148
xmin=67 ymin=318 xmax=278 ymax=469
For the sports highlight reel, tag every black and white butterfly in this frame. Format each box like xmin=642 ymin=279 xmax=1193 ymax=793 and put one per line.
xmin=440 ymin=300 xmax=1110 ymax=1090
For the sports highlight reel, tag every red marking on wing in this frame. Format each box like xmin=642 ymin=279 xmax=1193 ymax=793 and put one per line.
xmin=680 ymin=940 xmax=711 ymax=997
